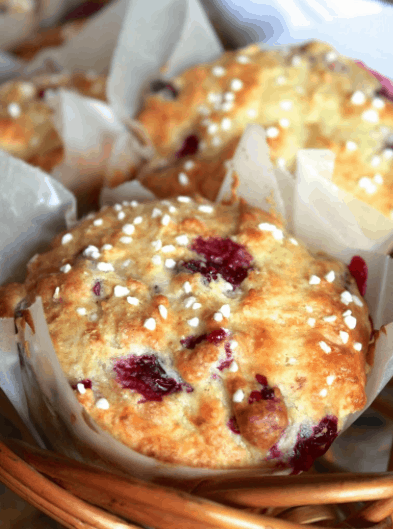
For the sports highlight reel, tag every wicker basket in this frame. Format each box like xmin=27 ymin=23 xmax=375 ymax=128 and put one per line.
xmin=1 ymin=387 xmax=393 ymax=529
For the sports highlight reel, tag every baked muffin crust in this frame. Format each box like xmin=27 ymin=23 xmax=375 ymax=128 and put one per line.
xmin=0 ymin=197 xmax=371 ymax=470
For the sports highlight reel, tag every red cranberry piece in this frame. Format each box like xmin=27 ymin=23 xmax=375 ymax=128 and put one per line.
xmin=63 ymin=1 xmax=106 ymax=21
xmin=181 ymin=328 xmax=227 ymax=350
xmin=266 ymin=443 xmax=282 ymax=460
xmin=227 ymin=416 xmax=241 ymax=435
xmin=175 ymin=135 xmax=199 ymax=158
xmin=217 ymin=342 xmax=233 ymax=371
xmin=290 ymin=416 xmax=338 ymax=474
xmin=93 ymin=281 xmax=101 ymax=296
xmin=38 ymin=89 xmax=46 ymax=99
xmin=183 ymin=237 xmax=253 ymax=289
xmin=113 ymin=354 xmax=186 ymax=402
xmin=248 ymin=374 xmax=275 ymax=403
xmin=181 ymin=334 xmax=207 ymax=350
xmin=348 ymin=256 xmax=368 ymax=296
xmin=71 ymin=379 xmax=92 ymax=390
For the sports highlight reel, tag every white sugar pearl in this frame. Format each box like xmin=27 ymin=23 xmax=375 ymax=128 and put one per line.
xmin=214 ymin=312 xmax=223 ymax=322
xmin=184 ymin=161 xmax=195 ymax=171
xmin=319 ymin=389 xmax=328 ymax=398
xmin=8 ymin=102 xmax=21 ymax=118
xmin=319 ymin=341 xmax=331 ymax=354
xmin=84 ymin=245 xmax=99 ymax=258
xmin=60 ymin=264 xmax=71 ymax=273
xmin=362 ymin=109 xmax=379 ymax=123
xmin=229 ymin=361 xmax=239 ymax=372
xmin=76 ymin=307 xmax=87 ymax=316
xmin=118 ymin=211 xmax=126 ymax=220
xmin=372 ymin=98 xmax=385 ymax=109
xmin=307 ymin=318 xmax=316 ymax=327
xmin=309 ymin=275 xmax=321 ymax=285
xmin=279 ymin=118 xmax=290 ymax=128
xmin=176 ymin=235 xmax=189 ymax=245
xmin=122 ymin=224 xmax=135 ymax=235
xmin=97 ymin=262 xmax=114 ymax=272
xmin=326 ymin=375 xmax=335 ymax=385
xmin=183 ymin=281 xmax=192 ymax=294
xmin=101 ymin=244 xmax=112 ymax=251
xmin=127 ymin=297 xmax=139 ymax=306
xmin=178 ymin=173 xmax=189 ymax=186
xmin=344 ymin=315 xmax=357 ymax=329
xmin=212 ymin=66 xmax=226 ymax=77
xmin=340 ymin=331 xmax=349 ymax=344
xmin=221 ymin=118 xmax=232 ymax=131
xmin=340 ymin=291 xmax=353 ymax=305
xmin=346 ymin=141 xmax=357 ymax=151
xmin=151 ymin=208 xmax=162 ymax=218
xmin=324 ymin=315 xmax=337 ymax=323
xmin=266 ymin=127 xmax=279 ymax=138
xmin=133 ymin=216 xmax=143 ymax=225
xmin=325 ymin=271 xmax=335 ymax=282
xmin=152 ymin=255 xmax=162 ymax=265
xmin=165 ymin=258 xmax=176 ymax=269
xmin=161 ymin=214 xmax=171 ymax=226
xmin=237 ymin=55 xmax=250 ymax=64
xmin=351 ymin=91 xmax=366 ymax=105
xmin=233 ymin=389 xmax=245 ymax=403
xmin=144 ymin=318 xmax=156 ymax=331
xmin=185 ymin=296 xmax=196 ymax=308
xmin=352 ymin=295 xmax=363 ymax=307
xmin=96 ymin=398 xmax=110 ymax=410
xmin=158 ymin=305 xmax=168 ymax=319
xmin=77 ymin=383 xmax=86 ymax=395
xmin=187 ymin=317 xmax=199 ymax=327
xmin=162 ymin=245 xmax=175 ymax=253
xmin=230 ymin=79 xmax=243 ymax=91
xmin=93 ymin=219 xmax=103 ymax=226
xmin=61 ymin=233 xmax=73 ymax=245
xmin=247 ymin=108 xmax=257 ymax=118
xmin=177 ymin=196 xmax=191 ymax=203
xmin=280 ymin=100 xmax=293 ymax=111
xmin=198 ymin=205 xmax=214 ymax=213
xmin=119 ymin=236 xmax=132 ymax=244
xmin=114 ymin=285 xmax=130 ymax=297
xmin=220 ymin=304 xmax=231 ymax=318
xmin=354 ymin=342 xmax=363 ymax=351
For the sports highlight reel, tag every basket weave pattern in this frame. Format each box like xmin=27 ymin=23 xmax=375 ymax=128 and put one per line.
xmin=1 ymin=395 xmax=393 ymax=529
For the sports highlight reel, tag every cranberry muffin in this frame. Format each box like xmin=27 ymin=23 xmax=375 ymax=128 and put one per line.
xmin=0 ymin=197 xmax=371 ymax=472
xmin=134 ymin=41 xmax=393 ymax=219
xmin=0 ymin=71 xmax=107 ymax=173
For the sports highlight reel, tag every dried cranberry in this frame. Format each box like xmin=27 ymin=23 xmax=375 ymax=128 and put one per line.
xmin=289 ymin=416 xmax=338 ymax=474
xmin=217 ymin=342 xmax=233 ymax=371
xmin=348 ymin=256 xmax=368 ymax=296
xmin=71 ymin=379 xmax=92 ymax=390
xmin=266 ymin=443 xmax=282 ymax=460
xmin=227 ymin=416 xmax=241 ymax=434
xmin=113 ymin=354 xmax=186 ymax=402
xmin=248 ymin=374 xmax=275 ymax=403
xmin=176 ymin=135 xmax=199 ymax=158
xmin=183 ymin=237 xmax=253 ymax=289
xmin=93 ymin=281 xmax=101 ymax=296
xmin=38 ymin=89 xmax=46 ymax=99
xmin=181 ymin=328 xmax=227 ymax=350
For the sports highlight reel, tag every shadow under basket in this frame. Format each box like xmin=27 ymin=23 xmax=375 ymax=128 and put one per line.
xmin=1 ymin=394 xmax=393 ymax=529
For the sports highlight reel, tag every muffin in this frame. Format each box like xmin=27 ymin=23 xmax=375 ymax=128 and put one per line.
xmin=11 ymin=0 xmax=112 ymax=62
xmin=0 ymin=71 xmax=107 ymax=173
xmin=132 ymin=41 xmax=393 ymax=219
xmin=0 ymin=197 xmax=371 ymax=472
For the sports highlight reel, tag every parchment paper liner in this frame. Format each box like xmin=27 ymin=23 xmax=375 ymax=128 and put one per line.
xmin=2 ymin=127 xmax=393 ymax=483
